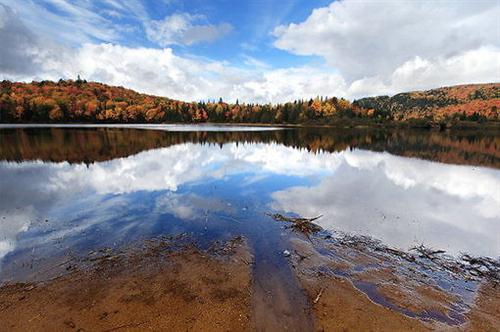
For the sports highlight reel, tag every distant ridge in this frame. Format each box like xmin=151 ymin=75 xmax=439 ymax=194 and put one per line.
xmin=354 ymin=83 xmax=499 ymax=123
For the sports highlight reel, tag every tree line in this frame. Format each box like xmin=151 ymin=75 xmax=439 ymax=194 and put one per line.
xmin=0 ymin=79 xmax=498 ymax=126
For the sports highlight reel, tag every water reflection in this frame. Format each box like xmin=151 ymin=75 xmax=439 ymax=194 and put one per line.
xmin=1 ymin=126 xmax=498 ymax=168
xmin=0 ymin=127 xmax=499 ymax=281
xmin=271 ymin=150 xmax=499 ymax=256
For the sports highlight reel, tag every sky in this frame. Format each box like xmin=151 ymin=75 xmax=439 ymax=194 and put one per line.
xmin=0 ymin=0 xmax=499 ymax=103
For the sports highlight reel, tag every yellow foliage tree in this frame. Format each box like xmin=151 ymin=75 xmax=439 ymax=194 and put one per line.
xmin=49 ymin=105 xmax=63 ymax=121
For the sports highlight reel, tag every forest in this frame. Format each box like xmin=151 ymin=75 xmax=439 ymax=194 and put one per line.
xmin=0 ymin=79 xmax=498 ymax=127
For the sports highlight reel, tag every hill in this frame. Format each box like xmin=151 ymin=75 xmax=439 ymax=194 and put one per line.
xmin=353 ymin=84 xmax=500 ymax=125
xmin=0 ymin=79 xmax=498 ymax=127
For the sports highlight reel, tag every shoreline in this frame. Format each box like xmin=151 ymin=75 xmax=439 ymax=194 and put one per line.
xmin=1 ymin=224 xmax=498 ymax=331
xmin=1 ymin=120 xmax=499 ymax=130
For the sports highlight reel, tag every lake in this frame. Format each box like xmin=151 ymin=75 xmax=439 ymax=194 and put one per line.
xmin=0 ymin=125 xmax=499 ymax=282
xmin=1 ymin=124 xmax=499 ymax=330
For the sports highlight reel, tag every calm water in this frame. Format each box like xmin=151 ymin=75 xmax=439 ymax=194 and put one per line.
xmin=0 ymin=125 xmax=499 ymax=282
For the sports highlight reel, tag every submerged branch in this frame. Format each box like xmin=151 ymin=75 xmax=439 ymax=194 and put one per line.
xmin=267 ymin=213 xmax=323 ymax=234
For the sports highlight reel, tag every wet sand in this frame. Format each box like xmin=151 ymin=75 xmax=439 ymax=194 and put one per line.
xmin=289 ymin=235 xmax=500 ymax=331
xmin=0 ymin=233 xmax=498 ymax=331
xmin=0 ymin=237 xmax=254 ymax=331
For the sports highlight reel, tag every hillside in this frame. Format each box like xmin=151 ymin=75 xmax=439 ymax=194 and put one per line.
xmin=354 ymin=84 xmax=500 ymax=124
xmin=0 ymin=80 xmax=498 ymax=126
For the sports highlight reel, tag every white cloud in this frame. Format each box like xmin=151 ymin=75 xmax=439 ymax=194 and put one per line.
xmin=145 ymin=13 xmax=232 ymax=46
xmin=76 ymin=46 xmax=349 ymax=102
xmin=0 ymin=7 xmax=350 ymax=104
xmin=387 ymin=47 xmax=500 ymax=92
xmin=0 ymin=0 xmax=122 ymax=45
xmin=273 ymin=0 xmax=499 ymax=80
xmin=1 ymin=1 xmax=498 ymax=102
xmin=241 ymin=55 xmax=270 ymax=69
xmin=234 ymin=67 xmax=348 ymax=102
xmin=10 ymin=34 xmax=497 ymax=102
xmin=0 ymin=4 xmax=39 ymax=75
xmin=346 ymin=46 xmax=500 ymax=98
xmin=273 ymin=0 xmax=500 ymax=97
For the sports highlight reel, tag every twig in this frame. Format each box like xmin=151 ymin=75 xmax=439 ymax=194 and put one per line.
xmin=313 ymin=287 xmax=326 ymax=304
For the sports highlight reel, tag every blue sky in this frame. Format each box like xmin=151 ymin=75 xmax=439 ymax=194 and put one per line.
xmin=155 ymin=0 xmax=333 ymax=68
xmin=0 ymin=0 xmax=498 ymax=103
xmin=24 ymin=0 xmax=332 ymax=68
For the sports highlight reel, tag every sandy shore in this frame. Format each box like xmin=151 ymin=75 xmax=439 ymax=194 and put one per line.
xmin=0 ymin=237 xmax=254 ymax=331
xmin=0 ymin=233 xmax=498 ymax=331
xmin=289 ymin=237 xmax=500 ymax=331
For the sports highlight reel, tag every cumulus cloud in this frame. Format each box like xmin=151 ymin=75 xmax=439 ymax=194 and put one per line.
xmin=385 ymin=47 xmax=500 ymax=92
xmin=273 ymin=0 xmax=499 ymax=79
xmin=0 ymin=4 xmax=350 ymax=104
xmin=0 ymin=3 xmax=348 ymax=102
xmin=0 ymin=4 xmax=38 ymax=75
xmin=346 ymin=46 xmax=500 ymax=98
xmin=72 ymin=46 xmax=352 ymax=102
xmin=145 ymin=13 xmax=232 ymax=46
xmin=1 ymin=3 xmax=345 ymax=103
xmin=1 ymin=1 xmax=498 ymax=102
xmin=273 ymin=0 xmax=500 ymax=97
xmin=73 ymin=43 xmax=341 ymax=103
xmin=234 ymin=67 xmax=348 ymax=102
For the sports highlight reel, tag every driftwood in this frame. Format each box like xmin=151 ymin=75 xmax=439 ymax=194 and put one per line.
xmin=267 ymin=213 xmax=499 ymax=283
xmin=460 ymin=254 xmax=500 ymax=281
xmin=267 ymin=213 xmax=323 ymax=234
xmin=340 ymin=237 xmax=500 ymax=283
xmin=410 ymin=245 xmax=446 ymax=260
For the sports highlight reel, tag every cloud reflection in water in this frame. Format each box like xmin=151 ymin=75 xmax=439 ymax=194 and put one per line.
xmin=0 ymin=142 xmax=498 ymax=271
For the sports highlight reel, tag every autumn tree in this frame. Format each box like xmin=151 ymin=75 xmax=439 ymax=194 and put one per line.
xmin=1 ymin=80 xmax=498 ymax=126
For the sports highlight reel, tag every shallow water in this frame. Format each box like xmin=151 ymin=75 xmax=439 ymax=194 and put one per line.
xmin=0 ymin=125 xmax=499 ymax=282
